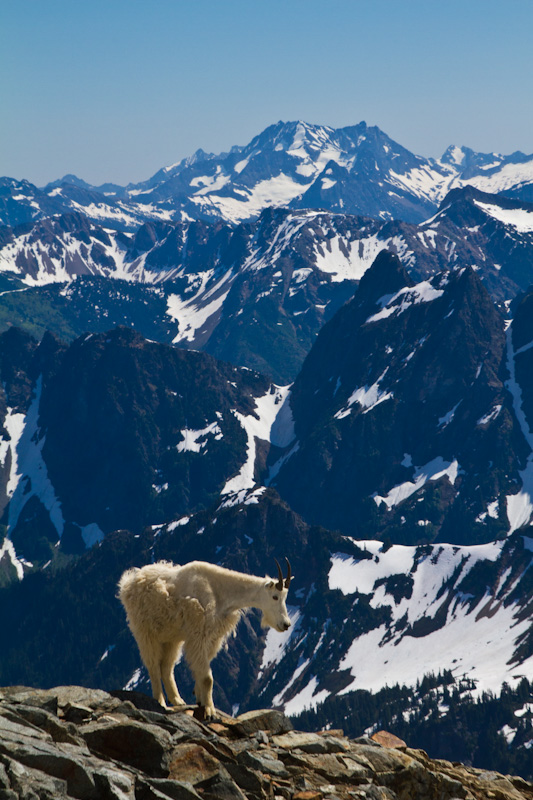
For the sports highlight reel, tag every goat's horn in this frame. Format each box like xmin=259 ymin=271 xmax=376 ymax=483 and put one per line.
xmin=284 ymin=557 xmax=292 ymax=588
xmin=274 ymin=558 xmax=284 ymax=591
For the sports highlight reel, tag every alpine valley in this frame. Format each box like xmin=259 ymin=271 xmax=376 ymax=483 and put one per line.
xmin=1 ymin=121 xmax=533 ymax=780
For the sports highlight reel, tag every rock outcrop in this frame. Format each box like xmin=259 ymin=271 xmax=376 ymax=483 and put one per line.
xmin=0 ymin=685 xmax=531 ymax=800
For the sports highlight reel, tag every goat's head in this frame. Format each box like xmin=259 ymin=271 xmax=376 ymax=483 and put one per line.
xmin=261 ymin=558 xmax=293 ymax=632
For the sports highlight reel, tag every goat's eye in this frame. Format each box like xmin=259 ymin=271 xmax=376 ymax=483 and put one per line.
xmin=273 ymin=595 xmax=279 ymax=601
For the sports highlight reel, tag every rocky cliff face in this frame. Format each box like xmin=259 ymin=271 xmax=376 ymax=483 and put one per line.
xmin=1 ymin=684 xmax=531 ymax=800
xmin=272 ymin=252 xmax=524 ymax=544
xmin=0 ymin=326 xmax=272 ymax=559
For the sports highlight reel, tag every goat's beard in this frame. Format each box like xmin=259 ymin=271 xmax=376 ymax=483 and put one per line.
xmin=261 ymin=611 xmax=275 ymax=629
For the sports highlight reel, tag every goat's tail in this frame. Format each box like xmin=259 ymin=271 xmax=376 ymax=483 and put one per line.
xmin=117 ymin=567 xmax=141 ymax=607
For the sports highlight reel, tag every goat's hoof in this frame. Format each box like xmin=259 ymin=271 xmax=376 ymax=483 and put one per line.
xmin=193 ymin=704 xmax=217 ymax=722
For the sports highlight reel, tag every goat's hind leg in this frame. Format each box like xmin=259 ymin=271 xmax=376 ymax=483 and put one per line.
xmin=161 ymin=641 xmax=185 ymax=707
xmin=136 ymin=634 xmax=167 ymax=708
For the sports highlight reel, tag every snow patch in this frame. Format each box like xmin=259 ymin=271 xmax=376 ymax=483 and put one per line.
xmin=477 ymin=405 xmax=502 ymax=426
xmin=177 ymin=422 xmax=223 ymax=453
xmin=474 ymin=201 xmax=533 ymax=233
xmin=335 ymin=370 xmax=393 ymax=420
xmin=328 ymin=537 xmax=530 ymax=698
xmin=222 ymin=385 xmax=295 ymax=498
xmin=260 ymin=607 xmax=301 ymax=672
xmin=505 ymin=325 xmax=533 ymax=532
xmin=4 ymin=377 xmax=64 ymax=538
xmin=366 ymin=280 xmax=444 ymax=324
xmin=374 ymin=456 xmax=461 ymax=509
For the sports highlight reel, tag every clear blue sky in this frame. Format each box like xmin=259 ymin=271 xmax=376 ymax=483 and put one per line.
xmin=1 ymin=0 xmax=532 ymax=187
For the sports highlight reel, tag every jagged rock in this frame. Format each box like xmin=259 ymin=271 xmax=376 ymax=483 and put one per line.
xmin=136 ymin=777 xmax=202 ymax=800
xmin=1 ymin=701 xmax=83 ymax=745
xmin=229 ymin=709 xmax=293 ymax=736
xmin=224 ymin=761 xmax=269 ymax=796
xmin=169 ymin=743 xmax=228 ymax=784
xmin=63 ymin=703 xmax=94 ymax=723
xmin=93 ymin=766 xmax=136 ymax=800
xmin=0 ymin=717 xmax=97 ymax=799
xmin=198 ymin=774 xmax=248 ymax=800
xmin=292 ymin=792 xmax=323 ymax=800
xmin=83 ymin=718 xmax=172 ymax=777
xmin=237 ymin=747 xmax=290 ymax=778
xmin=283 ymin=750 xmax=371 ymax=784
xmin=0 ymin=687 xmax=59 ymax=715
xmin=272 ymin=731 xmax=349 ymax=754
xmin=1 ymin=754 xmax=70 ymax=799
xmin=371 ymin=731 xmax=407 ymax=749
xmin=0 ymin=686 xmax=532 ymax=800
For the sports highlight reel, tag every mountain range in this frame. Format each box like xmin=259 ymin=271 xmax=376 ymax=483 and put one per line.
xmin=0 ymin=254 xmax=532 ymax=733
xmin=1 ymin=185 xmax=533 ymax=382
xmin=2 ymin=121 xmax=533 ymax=232
xmin=1 ymin=120 xmax=533 ymax=775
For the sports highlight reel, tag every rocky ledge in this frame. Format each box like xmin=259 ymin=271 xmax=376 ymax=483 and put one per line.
xmin=0 ymin=686 xmax=532 ymax=800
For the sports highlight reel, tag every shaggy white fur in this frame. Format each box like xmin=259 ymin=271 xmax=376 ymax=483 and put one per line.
xmin=118 ymin=559 xmax=292 ymax=717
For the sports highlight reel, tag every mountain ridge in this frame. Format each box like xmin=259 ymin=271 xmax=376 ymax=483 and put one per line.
xmin=2 ymin=186 xmax=533 ymax=382
xmin=3 ymin=120 xmax=533 ymax=230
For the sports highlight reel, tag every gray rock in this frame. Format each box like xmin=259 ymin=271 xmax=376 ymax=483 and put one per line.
xmin=0 ymin=712 xmax=52 ymax=743
xmin=63 ymin=703 xmax=94 ymax=723
xmin=477 ymin=770 xmax=524 ymax=797
xmin=83 ymin=719 xmax=172 ymax=778
xmin=347 ymin=743 xmax=415 ymax=774
xmin=0 ymin=688 xmax=58 ymax=716
xmin=186 ymin=737 xmax=235 ymax=766
xmin=197 ymin=775 xmax=248 ymax=800
xmin=2 ymin=702 xmax=82 ymax=745
xmin=93 ymin=766 xmax=136 ymax=800
xmin=225 ymin=761 xmax=269 ymax=796
xmin=169 ymin=742 xmax=228 ymax=785
xmin=139 ymin=778 xmax=203 ymax=800
xmin=0 ymin=686 xmax=532 ymax=800
xmin=109 ymin=690 xmax=169 ymax=715
xmin=284 ymin=751 xmax=371 ymax=784
xmin=168 ymin=713 xmax=214 ymax=740
xmin=54 ymin=686 xmax=123 ymax=713
xmin=232 ymin=709 xmax=293 ymax=736
xmin=135 ymin=780 xmax=178 ymax=800
xmin=2 ymin=754 xmax=69 ymax=799
xmin=349 ymin=786 xmax=397 ymax=800
xmin=272 ymin=731 xmax=349 ymax=754
xmin=294 ymin=775 xmax=321 ymax=792
xmin=380 ymin=760 xmax=468 ymax=800
xmin=108 ymin=701 xmax=183 ymax=737
xmin=351 ymin=736 xmax=382 ymax=747
xmin=0 ymin=762 xmax=10 ymax=790
xmin=237 ymin=748 xmax=290 ymax=778
xmin=1 ymin=686 xmax=120 ymax=716
xmin=0 ymin=732 xmax=96 ymax=799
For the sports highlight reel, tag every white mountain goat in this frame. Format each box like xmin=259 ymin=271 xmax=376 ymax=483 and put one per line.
xmin=118 ymin=558 xmax=292 ymax=717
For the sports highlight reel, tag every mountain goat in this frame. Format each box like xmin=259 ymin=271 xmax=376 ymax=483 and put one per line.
xmin=118 ymin=558 xmax=292 ymax=718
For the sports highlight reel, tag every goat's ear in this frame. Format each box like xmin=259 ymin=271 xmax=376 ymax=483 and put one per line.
xmin=266 ymin=579 xmax=276 ymax=589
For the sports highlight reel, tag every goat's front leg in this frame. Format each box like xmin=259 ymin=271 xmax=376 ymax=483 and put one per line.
xmin=195 ymin=666 xmax=215 ymax=719
xmin=185 ymin=647 xmax=216 ymax=718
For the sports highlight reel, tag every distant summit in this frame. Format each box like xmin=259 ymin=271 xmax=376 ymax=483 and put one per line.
xmin=2 ymin=120 xmax=533 ymax=230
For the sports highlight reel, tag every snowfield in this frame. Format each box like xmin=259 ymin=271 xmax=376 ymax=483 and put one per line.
xmin=275 ymin=535 xmax=533 ymax=715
